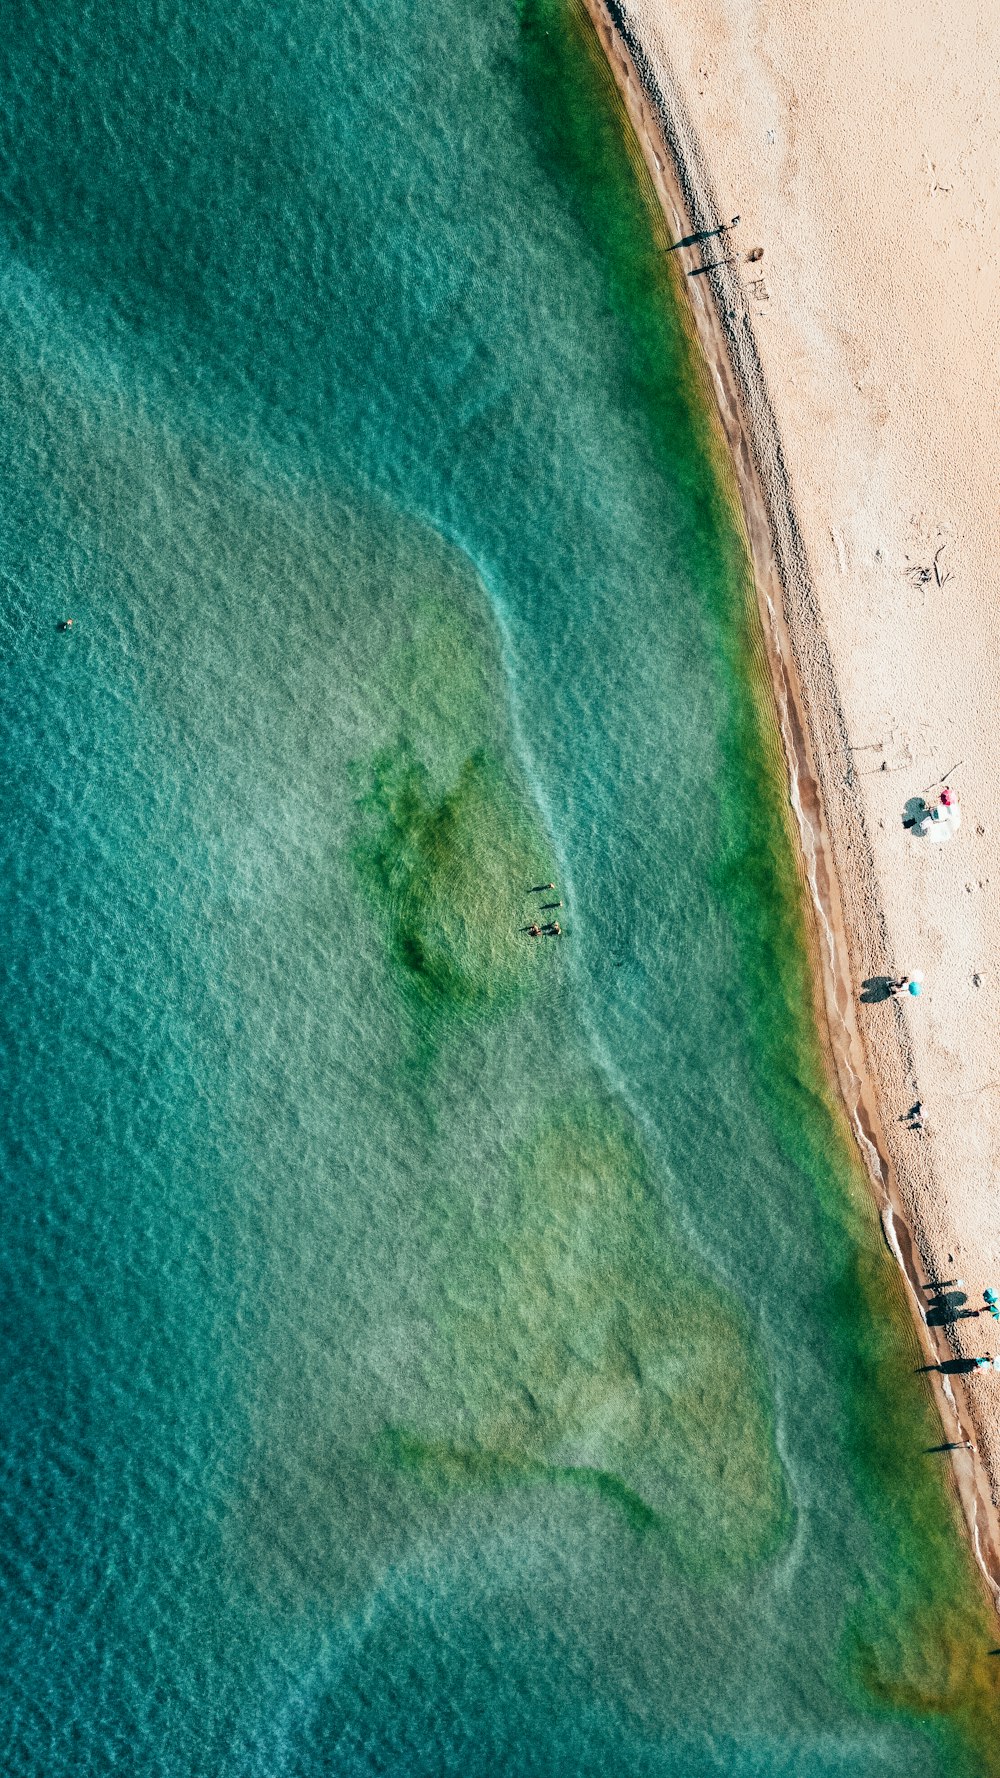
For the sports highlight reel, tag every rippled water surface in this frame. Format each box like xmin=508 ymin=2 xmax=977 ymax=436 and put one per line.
xmin=2 ymin=1 xmax=999 ymax=1772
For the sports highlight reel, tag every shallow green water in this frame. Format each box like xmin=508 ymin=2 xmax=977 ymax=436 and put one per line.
xmin=2 ymin=0 xmax=999 ymax=1772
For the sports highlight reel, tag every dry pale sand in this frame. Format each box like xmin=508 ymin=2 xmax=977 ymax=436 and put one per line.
xmin=582 ymin=0 xmax=1000 ymax=1594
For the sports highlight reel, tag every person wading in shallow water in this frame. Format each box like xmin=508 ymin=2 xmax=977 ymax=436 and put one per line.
xmin=524 ymin=883 xmax=562 ymax=941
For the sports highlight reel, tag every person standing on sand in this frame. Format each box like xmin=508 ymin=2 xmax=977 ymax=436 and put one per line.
xmin=889 ymin=973 xmax=923 ymax=1000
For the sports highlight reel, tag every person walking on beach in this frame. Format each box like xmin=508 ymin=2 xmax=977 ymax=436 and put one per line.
xmin=889 ymin=972 xmax=923 ymax=1000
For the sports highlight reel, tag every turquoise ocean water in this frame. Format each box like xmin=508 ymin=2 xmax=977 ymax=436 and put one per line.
xmin=3 ymin=1 xmax=999 ymax=1772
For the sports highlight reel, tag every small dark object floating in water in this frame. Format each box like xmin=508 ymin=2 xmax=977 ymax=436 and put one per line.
xmin=56 ymin=618 xmax=74 ymax=632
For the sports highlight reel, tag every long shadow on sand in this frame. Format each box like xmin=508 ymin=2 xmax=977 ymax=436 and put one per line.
xmin=860 ymin=976 xmax=896 ymax=1004
xmin=667 ymin=226 xmax=728 ymax=251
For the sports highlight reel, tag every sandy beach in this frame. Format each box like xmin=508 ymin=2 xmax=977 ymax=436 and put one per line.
xmin=583 ymin=0 xmax=1000 ymax=1594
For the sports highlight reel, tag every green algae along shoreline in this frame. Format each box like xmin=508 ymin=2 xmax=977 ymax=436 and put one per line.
xmin=573 ymin=0 xmax=1000 ymax=1602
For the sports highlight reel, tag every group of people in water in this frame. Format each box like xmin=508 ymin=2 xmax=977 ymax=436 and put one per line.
xmin=524 ymin=883 xmax=562 ymax=940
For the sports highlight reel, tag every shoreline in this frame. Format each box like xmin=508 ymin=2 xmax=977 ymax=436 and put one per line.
xmin=578 ymin=0 xmax=1000 ymax=1606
